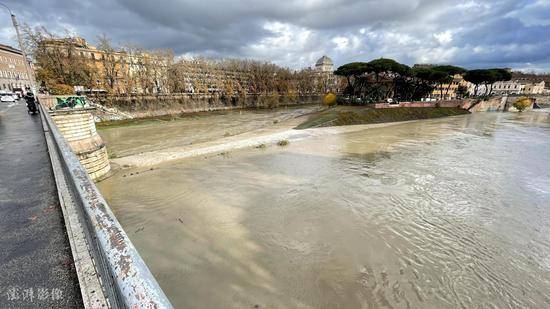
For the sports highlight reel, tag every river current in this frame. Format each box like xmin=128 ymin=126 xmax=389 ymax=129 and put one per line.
xmin=98 ymin=110 xmax=550 ymax=308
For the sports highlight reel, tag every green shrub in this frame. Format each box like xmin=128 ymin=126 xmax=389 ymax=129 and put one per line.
xmin=513 ymin=97 xmax=531 ymax=112
xmin=323 ymin=93 xmax=337 ymax=107
xmin=277 ymin=139 xmax=289 ymax=146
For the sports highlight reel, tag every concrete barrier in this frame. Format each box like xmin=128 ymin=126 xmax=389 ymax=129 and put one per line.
xmin=39 ymin=103 xmax=173 ymax=309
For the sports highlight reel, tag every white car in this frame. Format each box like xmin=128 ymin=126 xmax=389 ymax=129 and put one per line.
xmin=1 ymin=95 xmax=16 ymax=102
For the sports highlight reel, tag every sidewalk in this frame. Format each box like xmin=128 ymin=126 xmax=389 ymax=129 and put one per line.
xmin=0 ymin=100 xmax=82 ymax=308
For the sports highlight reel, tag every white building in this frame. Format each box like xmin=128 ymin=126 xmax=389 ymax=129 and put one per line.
xmin=468 ymin=80 xmax=546 ymax=96
xmin=315 ymin=55 xmax=334 ymax=73
xmin=523 ymin=81 xmax=545 ymax=94
xmin=492 ymin=81 xmax=525 ymax=95
xmin=313 ymin=55 xmax=338 ymax=93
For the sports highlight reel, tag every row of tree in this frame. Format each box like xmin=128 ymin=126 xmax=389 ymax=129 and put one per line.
xmin=168 ymin=57 xmax=325 ymax=96
xmin=23 ymin=26 xmax=330 ymax=96
xmin=334 ymin=58 xmax=512 ymax=103
xmin=23 ymin=26 xmax=175 ymax=95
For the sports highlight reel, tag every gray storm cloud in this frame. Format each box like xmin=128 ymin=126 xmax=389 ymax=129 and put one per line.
xmin=0 ymin=0 xmax=548 ymax=71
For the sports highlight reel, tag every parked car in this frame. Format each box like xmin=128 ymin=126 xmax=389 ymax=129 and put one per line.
xmin=388 ymin=98 xmax=400 ymax=105
xmin=13 ymin=87 xmax=23 ymax=99
xmin=1 ymin=95 xmax=16 ymax=102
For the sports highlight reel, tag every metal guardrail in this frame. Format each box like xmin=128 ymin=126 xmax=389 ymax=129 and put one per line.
xmin=39 ymin=103 xmax=173 ymax=308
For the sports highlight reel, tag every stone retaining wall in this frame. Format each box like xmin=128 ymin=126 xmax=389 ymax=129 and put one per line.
xmin=374 ymin=99 xmax=467 ymax=109
xmin=89 ymin=93 xmax=323 ymax=121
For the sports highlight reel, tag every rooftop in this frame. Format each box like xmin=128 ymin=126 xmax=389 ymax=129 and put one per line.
xmin=316 ymin=55 xmax=333 ymax=66
xmin=0 ymin=43 xmax=22 ymax=55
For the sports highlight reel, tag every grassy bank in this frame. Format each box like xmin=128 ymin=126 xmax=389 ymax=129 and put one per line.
xmin=295 ymin=106 xmax=470 ymax=129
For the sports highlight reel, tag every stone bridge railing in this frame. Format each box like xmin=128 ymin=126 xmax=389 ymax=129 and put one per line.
xmin=38 ymin=102 xmax=173 ymax=308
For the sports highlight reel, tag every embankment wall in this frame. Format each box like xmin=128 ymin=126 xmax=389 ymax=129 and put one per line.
xmin=90 ymin=93 xmax=323 ymax=121
xmin=374 ymin=99 xmax=468 ymax=109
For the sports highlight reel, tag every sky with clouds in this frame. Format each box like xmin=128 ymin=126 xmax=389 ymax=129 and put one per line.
xmin=0 ymin=0 xmax=549 ymax=71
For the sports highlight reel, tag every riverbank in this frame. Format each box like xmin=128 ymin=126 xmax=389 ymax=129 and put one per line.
xmin=100 ymin=105 xmax=472 ymax=169
xmin=295 ymin=106 xmax=470 ymax=129
xmin=98 ymin=105 xmax=321 ymax=159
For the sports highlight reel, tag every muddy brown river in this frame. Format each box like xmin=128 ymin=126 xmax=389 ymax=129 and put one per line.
xmin=97 ymin=109 xmax=550 ymax=308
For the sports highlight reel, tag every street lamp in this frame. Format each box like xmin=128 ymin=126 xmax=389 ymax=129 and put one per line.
xmin=0 ymin=2 xmax=36 ymax=93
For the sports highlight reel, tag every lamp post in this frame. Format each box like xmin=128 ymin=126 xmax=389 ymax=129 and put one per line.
xmin=0 ymin=3 xmax=36 ymax=93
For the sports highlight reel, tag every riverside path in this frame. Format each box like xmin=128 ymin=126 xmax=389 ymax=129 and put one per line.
xmin=0 ymin=99 xmax=82 ymax=308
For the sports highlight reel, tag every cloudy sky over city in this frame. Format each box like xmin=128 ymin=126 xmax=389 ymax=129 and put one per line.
xmin=1 ymin=0 xmax=549 ymax=71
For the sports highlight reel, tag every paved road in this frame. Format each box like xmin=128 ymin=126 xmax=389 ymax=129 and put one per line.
xmin=0 ymin=100 xmax=82 ymax=308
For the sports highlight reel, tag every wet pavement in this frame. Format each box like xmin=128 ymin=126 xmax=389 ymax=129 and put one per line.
xmin=0 ymin=100 xmax=82 ymax=308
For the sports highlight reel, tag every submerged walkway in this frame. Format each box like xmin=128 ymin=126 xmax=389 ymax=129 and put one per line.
xmin=0 ymin=100 xmax=82 ymax=307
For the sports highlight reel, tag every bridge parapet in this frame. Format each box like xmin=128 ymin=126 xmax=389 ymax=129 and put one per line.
xmin=39 ymin=102 xmax=173 ymax=308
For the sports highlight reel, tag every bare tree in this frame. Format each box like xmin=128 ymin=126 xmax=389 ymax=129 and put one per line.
xmin=22 ymin=25 xmax=97 ymax=93
xmin=96 ymin=34 xmax=123 ymax=93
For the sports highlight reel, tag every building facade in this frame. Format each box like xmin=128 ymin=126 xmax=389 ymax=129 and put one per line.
xmin=313 ymin=55 xmax=339 ymax=93
xmin=41 ymin=37 xmax=169 ymax=94
xmin=470 ymin=80 xmax=546 ymax=96
xmin=0 ymin=44 xmax=33 ymax=92
xmin=431 ymin=74 xmax=470 ymax=100
xmin=491 ymin=81 xmax=525 ymax=95
xmin=523 ymin=81 xmax=545 ymax=94
xmin=169 ymin=58 xmax=253 ymax=94
xmin=315 ymin=55 xmax=333 ymax=73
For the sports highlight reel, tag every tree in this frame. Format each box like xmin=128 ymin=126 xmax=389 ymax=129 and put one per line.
xmin=365 ymin=58 xmax=410 ymax=99
xmin=433 ymin=65 xmax=467 ymax=76
xmin=406 ymin=67 xmax=444 ymax=100
xmin=335 ymin=59 xmax=414 ymax=103
xmin=487 ymin=68 xmax=512 ymax=95
xmin=429 ymin=70 xmax=452 ymax=99
xmin=366 ymin=58 xmax=410 ymax=82
xmin=96 ymin=34 xmax=121 ymax=93
xmin=322 ymin=93 xmax=337 ymax=107
xmin=463 ymin=69 xmax=494 ymax=97
xmin=23 ymin=25 xmax=98 ymax=92
xmin=433 ymin=65 xmax=467 ymax=98
xmin=334 ymin=62 xmax=368 ymax=95
xmin=456 ymin=85 xmax=468 ymax=98
xmin=513 ymin=97 xmax=531 ymax=112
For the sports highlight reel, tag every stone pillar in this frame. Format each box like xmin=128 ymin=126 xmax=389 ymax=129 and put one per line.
xmin=50 ymin=108 xmax=110 ymax=180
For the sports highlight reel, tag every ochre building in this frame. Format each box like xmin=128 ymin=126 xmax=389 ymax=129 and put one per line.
xmin=0 ymin=44 xmax=33 ymax=91
xmin=41 ymin=37 xmax=169 ymax=94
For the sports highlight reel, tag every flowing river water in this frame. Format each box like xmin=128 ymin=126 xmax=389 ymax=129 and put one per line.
xmin=97 ymin=109 xmax=550 ymax=308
